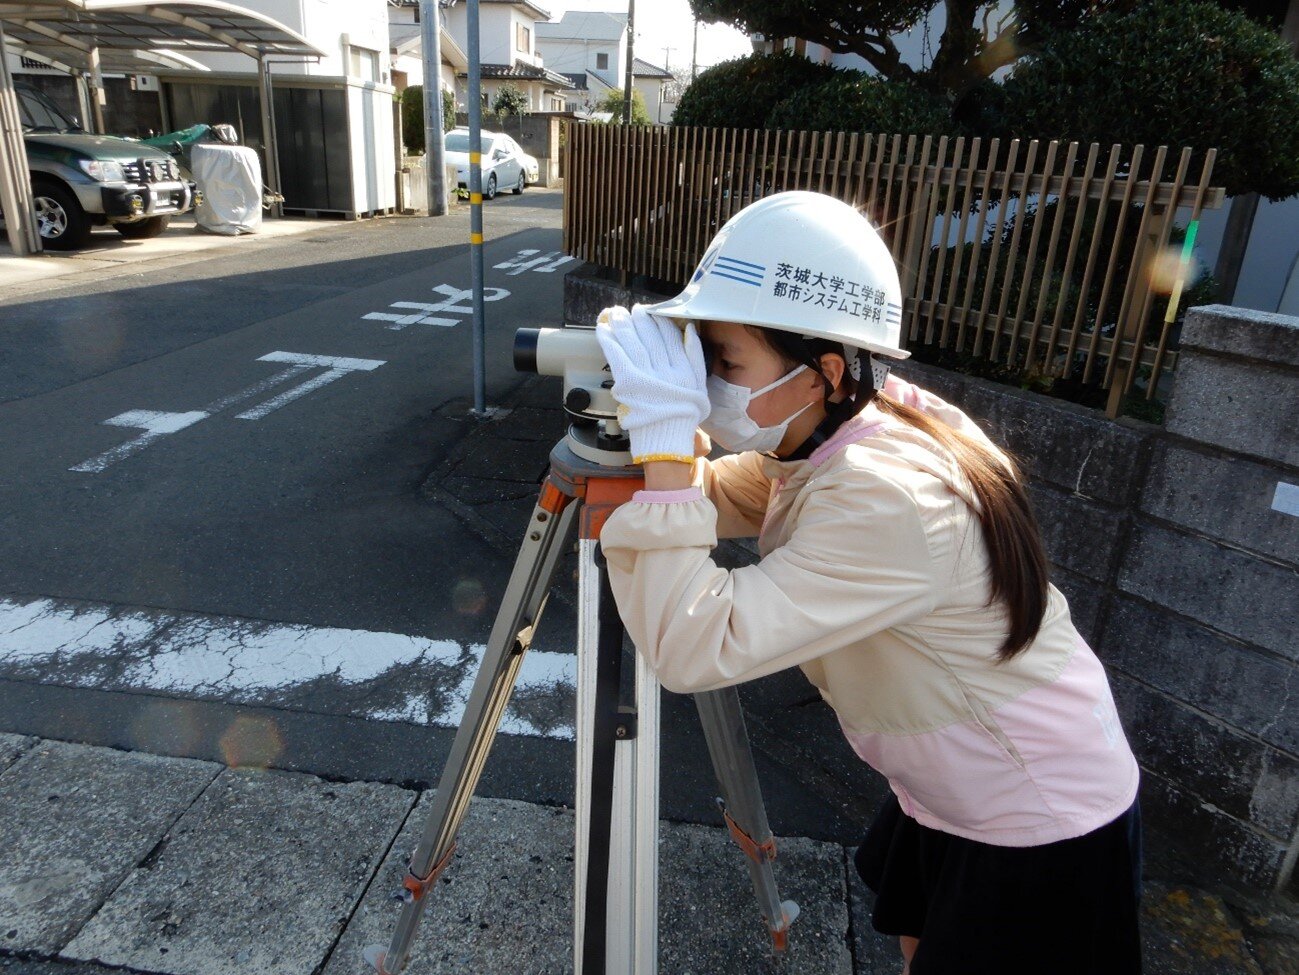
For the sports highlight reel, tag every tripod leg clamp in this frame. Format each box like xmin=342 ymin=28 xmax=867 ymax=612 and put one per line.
xmin=402 ymin=842 xmax=457 ymax=903
xmin=718 ymin=799 xmax=777 ymax=864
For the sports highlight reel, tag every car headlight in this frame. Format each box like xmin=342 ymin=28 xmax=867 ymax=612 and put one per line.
xmin=77 ymin=159 xmax=125 ymax=182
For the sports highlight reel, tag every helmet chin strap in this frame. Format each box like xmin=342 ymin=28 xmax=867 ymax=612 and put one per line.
xmin=781 ymin=349 xmax=889 ymax=462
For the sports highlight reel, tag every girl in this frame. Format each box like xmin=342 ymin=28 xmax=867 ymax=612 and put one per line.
xmin=593 ymin=191 xmax=1142 ymax=974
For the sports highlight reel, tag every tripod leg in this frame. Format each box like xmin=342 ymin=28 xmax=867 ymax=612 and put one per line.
xmin=363 ymin=483 xmax=578 ymax=974
xmin=574 ymin=540 xmax=660 ymax=975
xmin=694 ymin=688 xmax=800 ymax=953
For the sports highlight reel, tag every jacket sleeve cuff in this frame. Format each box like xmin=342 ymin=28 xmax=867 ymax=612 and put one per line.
xmin=631 ymin=487 xmax=704 ymax=504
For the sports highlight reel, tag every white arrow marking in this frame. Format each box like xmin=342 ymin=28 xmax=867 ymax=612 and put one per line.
xmin=493 ymin=248 xmax=575 ymax=276
xmin=362 ymin=283 xmax=510 ymax=329
xmin=70 ymin=410 xmax=210 ymax=473
xmin=235 ymin=351 xmax=385 ymax=420
xmin=1273 ymin=482 xmax=1299 ymax=518
xmin=202 ymin=364 xmax=313 ymax=413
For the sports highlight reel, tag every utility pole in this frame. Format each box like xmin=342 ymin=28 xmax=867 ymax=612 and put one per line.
xmin=420 ymin=0 xmax=448 ymax=216
xmin=622 ymin=0 xmax=635 ymax=123
xmin=467 ymin=0 xmax=488 ymax=414
xmin=690 ymin=17 xmax=698 ymax=82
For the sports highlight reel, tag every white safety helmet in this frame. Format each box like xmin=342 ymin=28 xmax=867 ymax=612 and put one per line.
xmin=646 ymin=191 xmax=909 ymax=388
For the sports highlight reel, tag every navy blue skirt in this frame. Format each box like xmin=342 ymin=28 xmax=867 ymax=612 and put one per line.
xmin=854 ymin=795 xmax=1143 ymax=974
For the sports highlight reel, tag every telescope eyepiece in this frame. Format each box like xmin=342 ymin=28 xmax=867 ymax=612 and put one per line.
xmin=514 ymin=328 xmax=541 ymax=374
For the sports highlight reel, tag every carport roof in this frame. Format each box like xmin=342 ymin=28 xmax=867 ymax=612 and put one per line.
xmin=0 ymin=1 xmax=326 ymax=67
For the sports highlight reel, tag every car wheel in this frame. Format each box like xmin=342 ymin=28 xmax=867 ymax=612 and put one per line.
xmin=32 ymin=179 xmax=92 ymax=250
xmin=485 ymin=173 xmax=497 ymax=201
xmin=513 ymin=172 xmax=525 ymax=195
xmin=115 ymin=215 xmax=170 ymax=240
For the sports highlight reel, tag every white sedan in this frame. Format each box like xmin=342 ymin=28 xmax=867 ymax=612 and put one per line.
xmin=444 ymin=128 xmax=538 ymax=199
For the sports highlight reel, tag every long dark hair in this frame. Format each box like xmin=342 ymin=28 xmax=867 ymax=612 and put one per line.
xmin=752 ymin=328 xmax=1050 ymax=660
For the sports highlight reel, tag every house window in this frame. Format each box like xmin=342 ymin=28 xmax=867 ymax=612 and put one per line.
xmin=348 ymin=46 xmax=380 ymax=83
xmin=516 ymin=23 xmax=530 ymax=53
xmin=596 ymin=52 xmax=609 ymax=70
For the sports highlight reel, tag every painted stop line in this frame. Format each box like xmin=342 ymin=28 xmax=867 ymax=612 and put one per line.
xmin=70 ymin=351 xmax=387 ymax=474
xmin=0 ymin=595 xmax=577 ymax=739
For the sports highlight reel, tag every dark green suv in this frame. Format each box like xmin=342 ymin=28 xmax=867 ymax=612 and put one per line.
xmin=10 ymin=83 xmax=196 ymax=250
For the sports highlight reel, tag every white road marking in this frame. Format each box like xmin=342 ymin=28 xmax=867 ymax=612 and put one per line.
xmin=235 ymin=352 xmax=385 ymax=421
xmin=1273 ymin=482 xmax=1299 ymax=518
xmin=0 ymin=596 xmax=577 ymax=740
xmin=70 ymin=410 xmax=210 ymax=473
xmin=493 ymin=249 xmax=575 ymax=276
xmin=202 ymin=364 xmax=313 ymax=413
xmin=70 ymin=352 xmax=387 ymax=471
xmin=362 ymin=283 xmax=510 ymax=329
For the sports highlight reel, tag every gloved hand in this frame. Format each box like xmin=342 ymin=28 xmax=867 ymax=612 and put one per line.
xmin=595 ymin=304 xmax=710 ymax=465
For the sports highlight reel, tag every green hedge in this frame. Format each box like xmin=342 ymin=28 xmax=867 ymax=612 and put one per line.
xmin=672 ymin=52 xmax=838 ymax=129
xmin=1001 ymin=0 xmax=1299 ymax=199
xmin=767 ymin=73 xmax=956 ymax=136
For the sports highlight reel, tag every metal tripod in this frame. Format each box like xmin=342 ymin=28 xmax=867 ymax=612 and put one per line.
xmin=364 ymin=438 xmax=798 ymax=974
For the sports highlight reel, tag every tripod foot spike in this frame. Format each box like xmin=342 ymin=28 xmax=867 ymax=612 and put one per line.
xmin=769 ymin=900 xmax=800 ymax=954
xmin=362 ymin=944 xmax=396 ymax=974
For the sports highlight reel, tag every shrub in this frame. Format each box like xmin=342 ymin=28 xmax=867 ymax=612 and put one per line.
xmin=1000 ymin=0 xmax=1299 ymax=199
xmin=401 ymin=85 xmax=425 ymax=154
xmin=767 ymin=73 xmax=956 ymax=136
xmin=596 ymin=89 xmax=653 ymax=125
xmin=442 ymin=88 xmax=456 ymax=133
xmin=401 ymin=85 xmax=456 ymax=154
xmin=672 ymin=51 xmax=838 ymax=129
xmin=492 ymin=83 xmax=529 ymax=118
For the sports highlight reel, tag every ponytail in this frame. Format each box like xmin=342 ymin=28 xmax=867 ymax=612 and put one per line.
xmin=873 ymin=394 xmax=1049 ymax=660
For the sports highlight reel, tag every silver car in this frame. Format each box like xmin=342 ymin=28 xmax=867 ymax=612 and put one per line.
xmin=444 ymin=128 xmax=538 ymax=199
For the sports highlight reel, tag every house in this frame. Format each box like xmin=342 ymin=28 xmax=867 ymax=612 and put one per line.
xmin=440 ymin=0 xmax=569 ymax=112
xmin=536 ymin=9 xmax=626 ymax=115
xmin=535 ymin=11 xmax=675 ymax=121
xmin=631 ymin=57 xmax=674 ymax=124
xmin=387 ymin=0 xmax=469 ymax=99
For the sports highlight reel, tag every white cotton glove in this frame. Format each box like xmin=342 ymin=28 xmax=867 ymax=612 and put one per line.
xmin=595 ymin=303 xmax=710 ymax=464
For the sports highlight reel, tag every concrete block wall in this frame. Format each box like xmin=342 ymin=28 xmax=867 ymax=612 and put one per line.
xmin=565 ymin=269 xmax=1299 ymax=894
xmin=888 ymin=308 xmax=1299 ymax=895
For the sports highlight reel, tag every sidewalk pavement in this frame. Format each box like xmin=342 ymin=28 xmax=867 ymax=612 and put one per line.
xmin=2 ymin=730 xmax=1297 ymax=975
xmin=0 ymin=214 xmax=349 ymax=301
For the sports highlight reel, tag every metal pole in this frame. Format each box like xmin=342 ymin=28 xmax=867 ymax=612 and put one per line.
xmin=622 ymin=0 xmax=635 ymax=123
xmin=467 ymin=0 xmax=488 ymax=414
xmin=88 ymin=46 xmax=106 ymax=133
xmin=0 ymin=20 xmax=41 ymax=255
xmin=257 ymin=52 xmax=283 ymax=218
xmin=420 ymin=0 xmax=447 ymax=216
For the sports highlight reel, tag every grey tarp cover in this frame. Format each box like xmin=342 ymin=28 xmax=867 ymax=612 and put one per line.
xmin=192 ymin=143 xmax=261 ymax=236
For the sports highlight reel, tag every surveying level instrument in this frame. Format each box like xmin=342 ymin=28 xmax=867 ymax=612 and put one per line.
xmin=364 ymin=325 xmax=798 ymax=974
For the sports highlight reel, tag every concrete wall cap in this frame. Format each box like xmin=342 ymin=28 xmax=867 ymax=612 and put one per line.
xmin=1183 ymin=305 xmax=1299 ymax=369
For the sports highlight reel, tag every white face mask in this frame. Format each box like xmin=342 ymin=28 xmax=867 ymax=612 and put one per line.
xmin=700 ymin=364 xmax=814 ymax=454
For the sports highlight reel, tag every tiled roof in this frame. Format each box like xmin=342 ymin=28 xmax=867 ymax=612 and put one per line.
xmin=632 ymin=57 xmax=671 ymax=78
xmin=469 ymin=59 xmax=572 ymax=88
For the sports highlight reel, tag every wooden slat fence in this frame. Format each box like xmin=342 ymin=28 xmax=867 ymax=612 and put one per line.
xmin=562 ymin=124 xmax=1225 ymax=418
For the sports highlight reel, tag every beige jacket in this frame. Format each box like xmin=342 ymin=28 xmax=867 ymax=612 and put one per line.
xmin=599 ymin=378 xmax=1139 ymax=846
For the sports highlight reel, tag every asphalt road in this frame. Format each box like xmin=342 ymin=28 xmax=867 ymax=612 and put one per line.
xmin=0 ymin=189 xmax=887 ymax=842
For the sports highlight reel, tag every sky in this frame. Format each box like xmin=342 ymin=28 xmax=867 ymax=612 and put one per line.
xmin=543 ymin=0 xmax=753 ymax=73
